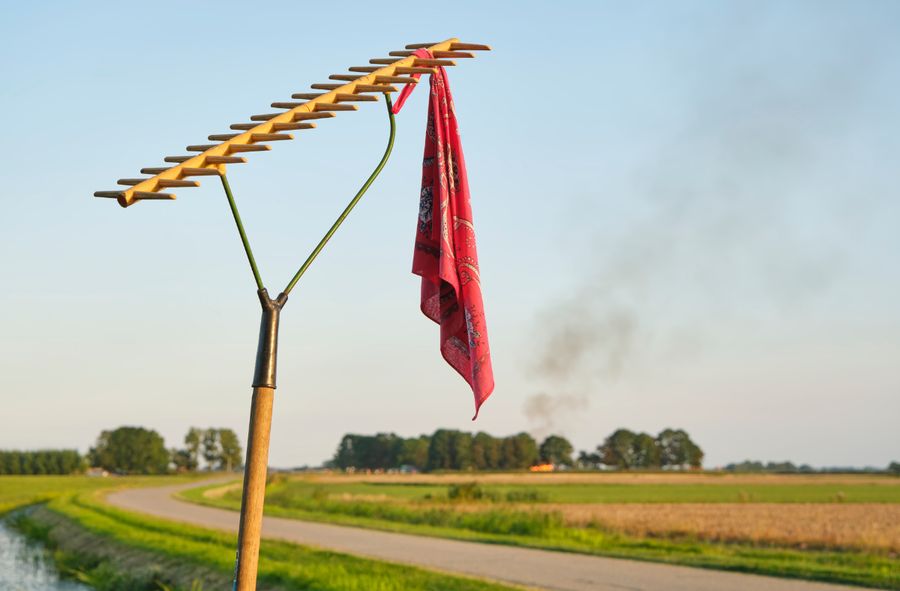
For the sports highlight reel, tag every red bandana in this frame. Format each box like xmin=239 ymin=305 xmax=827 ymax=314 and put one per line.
xmin=393 ymin=49 xmax=494 ymax=419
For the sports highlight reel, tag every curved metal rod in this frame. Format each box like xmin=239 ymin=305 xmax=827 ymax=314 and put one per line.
xmin=220 ymin=173 xmax=265 ymax=290
xmin=282 ymin=93 xmax=397 ymax=295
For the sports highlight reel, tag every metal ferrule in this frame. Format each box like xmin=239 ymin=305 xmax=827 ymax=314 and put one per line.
xmin=252 ymin=288 xmax=288 ymax=388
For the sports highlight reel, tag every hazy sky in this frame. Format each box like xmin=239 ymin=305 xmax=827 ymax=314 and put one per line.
xmin=1 ymin=1 xmax=898 ymax=468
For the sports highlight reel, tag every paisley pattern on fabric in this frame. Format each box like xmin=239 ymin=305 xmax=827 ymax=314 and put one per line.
xmin=393 ymin=48 xmax=495 ymax=419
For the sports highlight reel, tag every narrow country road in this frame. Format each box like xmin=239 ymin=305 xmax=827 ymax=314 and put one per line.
xmin=106 ymin=479 xmax=867 ymax=591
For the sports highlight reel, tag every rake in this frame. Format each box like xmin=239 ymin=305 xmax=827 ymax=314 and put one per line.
xmin=93 ymin=38 xmax=489 ymax=591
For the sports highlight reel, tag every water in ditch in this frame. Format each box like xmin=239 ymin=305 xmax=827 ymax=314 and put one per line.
xmin=0 ymin=520 xmax=92 ymax=591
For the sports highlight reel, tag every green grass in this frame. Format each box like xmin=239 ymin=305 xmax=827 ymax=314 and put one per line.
xmin=183 ymin=479 xmax=900 ymax=590
xmin=41 ymin=493 xmax=519 ymax=591
xmin=1 ymin=476 xmax=521 ymax=591
xmin=0 ymin=474 xmax=194 ymax=516
xmin=254 ymin=478 xmax=900 ymax=504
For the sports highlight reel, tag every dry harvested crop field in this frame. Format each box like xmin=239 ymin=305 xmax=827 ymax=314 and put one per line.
xmin=544 ymin=502 xmax=900 ymax=552
xmin=293 ymin=471 xmax=900 ymax=551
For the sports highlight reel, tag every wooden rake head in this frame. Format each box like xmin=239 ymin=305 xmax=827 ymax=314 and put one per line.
xmin=94 ymin=38 xmax=490 ymax=208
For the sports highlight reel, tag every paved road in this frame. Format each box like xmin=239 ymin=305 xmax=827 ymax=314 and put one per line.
xmin=107 ymin=479 xmax=866 ymax=591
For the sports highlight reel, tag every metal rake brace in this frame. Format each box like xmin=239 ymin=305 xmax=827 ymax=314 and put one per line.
xmin=93 ymin=37 xmax=489 ymax=591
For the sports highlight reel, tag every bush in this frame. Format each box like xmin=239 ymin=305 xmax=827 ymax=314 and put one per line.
xmin=448 ymin=482 xmax=495 ymax=501
xmin=504 ymin=489 xmax=547 ymax=503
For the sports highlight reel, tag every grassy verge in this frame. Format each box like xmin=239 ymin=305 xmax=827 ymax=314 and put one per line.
xmin=20 ymin=491 xmax=522 ymax=591
xmin=183 ymin=480 xmax=900 ymax=590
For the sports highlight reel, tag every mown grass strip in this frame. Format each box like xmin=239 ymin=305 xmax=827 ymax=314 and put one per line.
xmin=183 ymin=481 xmax=900 ymax=590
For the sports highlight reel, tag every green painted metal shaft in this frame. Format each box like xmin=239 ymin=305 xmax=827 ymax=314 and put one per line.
xmin=220 ymin=173 xmax=265 ymax=290
xmin=283 ymin=94 xmax=397 ymax=295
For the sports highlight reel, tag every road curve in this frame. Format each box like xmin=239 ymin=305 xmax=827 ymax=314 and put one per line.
xmin=106 ymin=479 xmax=866 ymax=591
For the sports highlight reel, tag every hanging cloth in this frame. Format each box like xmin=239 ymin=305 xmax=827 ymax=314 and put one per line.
xmin=393 ymin=49 xmax=494 ymax=419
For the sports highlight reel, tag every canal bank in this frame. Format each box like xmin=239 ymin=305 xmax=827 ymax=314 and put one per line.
xmin=0 ymin=516 xmax=90 ymax=591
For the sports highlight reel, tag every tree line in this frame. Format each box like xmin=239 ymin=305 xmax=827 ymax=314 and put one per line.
xmin=0 ymin=450 xmax=84 ymax=475
xmin=580 ymin=428 xmax=704 ymax=469
xmin=331 ymin=427 xmax=703 ymax=472
xmin=0 ymin=426 xmax=244 ymax=476
xmin=86 ymin=426 xmax=243 ymax=475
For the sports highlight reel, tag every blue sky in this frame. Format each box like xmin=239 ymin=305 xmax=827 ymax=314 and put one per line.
xmin=1 ymin=1 xmax=898 ymax=468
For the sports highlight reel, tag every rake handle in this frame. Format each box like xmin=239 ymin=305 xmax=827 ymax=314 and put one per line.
xmin=234 ymin=385 xmax=275 ymax=591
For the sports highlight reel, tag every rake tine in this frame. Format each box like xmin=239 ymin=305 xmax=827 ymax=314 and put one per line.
xmin=394 ymin=66 xmax=437 ymax=75
xmin=158 ymin=179 xmax=200 ymax=188
xmin=228 ymin=144 xmax=271 ymax=153
xmin=432 ymin=51 xmax=474 ymax=58
xmin=335 ymin=93 xmax=378 ymax=102
xmin=375 ymin=76 xmax=419 ymax=84
xmin=250 ymin=133 xmax=293 ymax=142
xmin=292 ymin=112 xmax=335 ymax=121
xmin=181 ymin=168 xmax=221 ymax=176
xmin=354 ymin=84 xmax=399 ymax=93
xmin=206 ymin=156 xmax=247 ymax=164
xmin=134 ymin=193 xmax=175 ymax=201
xmin=271 ymin=122 xmax=316 ymax=131
xmin=288 ymin=93 xmax=326 ymax=100
xmin=230 ymin=123 xmax=259 ymax=131
xmin=314 ymin=103 xmax=358 ymax=112
xmin=413 ymin=59 xmax=456 ymax=67
xmin=449 ymin=42 xmax=491 ymax=51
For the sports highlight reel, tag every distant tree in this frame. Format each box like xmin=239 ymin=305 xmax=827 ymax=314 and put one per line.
xmin=539 ymin=435 xmax=574 ymax=466
xmin=334 ymin=434 xmax=358 ymax=470
xmin=89 ymin=427 xmax=169 ymax=474
xmin=450 ymin=431 xmax=474 ymax=470
xmin=371 ymin=433 xmax=404 ymax=469
xmin=633 ymin=433 xmax=661 ymax=468
xmin=656 ymin=428 xmax=703 ymax=469
xmin=428 ymin=429 xmax=455 ymax=471
xmin=218 ymin=429 xmax=243 ymax=471
xmin=171 ymin=448 xmax=194 ymax=472
xmin=888 ymin=462 xmax=900 ymax=475
xmin=500 ymin=433 xmax=538 ymax=469
xmin=184 ymin=427 xmax=203 ymax=470
xmin=765 ymin=461 xmax=798 ymax=473
xmin=0 ymin=450 xmax=84 ymax=475
xmin=472 ymin=432 xmax=501 ymax=470
xmin=202 ymin=428 xmax=221 ymax=469
xmin=399 ymin=436 xmax=429 ymax=470
xmin=600 ymin=429 xmax=638 ymax=469
xmin=577 ymin=450 xmax=602 ymax=469
xmin=725 ymin=460 xmax=765 ymax=472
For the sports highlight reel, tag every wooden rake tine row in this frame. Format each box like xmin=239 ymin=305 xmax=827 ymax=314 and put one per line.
xmin=94 ymin=38 xmax=490 ymax=208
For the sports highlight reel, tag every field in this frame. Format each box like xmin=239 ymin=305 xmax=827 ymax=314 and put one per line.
xmin=186 ymin=471 xmax=900 ymax=589
xmin=0 ymin=475 xmax=520 ymax=591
